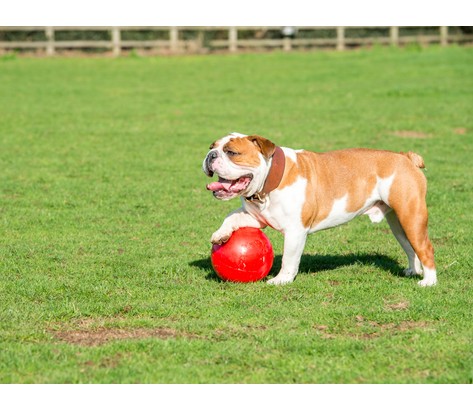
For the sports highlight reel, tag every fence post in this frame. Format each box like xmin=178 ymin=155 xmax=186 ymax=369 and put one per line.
xmin=196 ymin=29 xmax=204 ymax=53
xmin=440 ymin=26 xmax=448 ymax=47
xmin=229 ymin=27 xmax=237 ymax=52
xmin=390 ymin=26 xmax=399 ymax=47
xmin=283 ymin=37 xmax=292 ymax=52
xmin=112 ymin=27 xmax=121 ymax=56
xmin=45 ymin=26 xmax=55 ymax=56
xmin=170 ymin=27 xmax=179 ymax=53
xmin=337 ymin=26 xmax=345 ymax=51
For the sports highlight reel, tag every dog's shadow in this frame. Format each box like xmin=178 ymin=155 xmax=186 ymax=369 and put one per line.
xmin=189 ymin=252 xmax=405 ymax=282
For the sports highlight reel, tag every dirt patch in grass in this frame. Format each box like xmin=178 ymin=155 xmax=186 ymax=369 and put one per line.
xmin=82 ymin=353 xmax=126 ymax=370
xmin=453 ymin=127 xmax=467 ymax=135
xmin=391 ymin=130 xmax=432 ymax=139
xmin=54 ymin=327 xmax=196 ymax=347
xmin=213 ymin=324 xmax=268 ymax=341
xmin=51 ymin=317 xmax=198 ymax=346
xmin=385 ymin=300 xmax=410 ymax=311
xmin=356 ymin=317 xmax=434 ymax=340
xmin=314 ymin=316 xmax=433 ymax=340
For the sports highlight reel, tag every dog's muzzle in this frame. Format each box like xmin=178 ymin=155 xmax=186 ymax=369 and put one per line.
xmin=204 ymin=150 xmax=218 ymax=177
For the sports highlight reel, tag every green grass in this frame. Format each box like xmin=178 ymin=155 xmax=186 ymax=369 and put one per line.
xmin=0 ymin=46 xmax=472 ymax=383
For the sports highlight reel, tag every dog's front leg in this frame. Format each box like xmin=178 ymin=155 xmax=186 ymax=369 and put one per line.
xmin=267 ymin=230 xmax=308 ymax=285
xmin=211 ymin=208 xmax=266 ymax=245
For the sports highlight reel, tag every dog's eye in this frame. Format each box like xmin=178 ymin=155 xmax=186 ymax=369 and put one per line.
xmin=226 ymin=150 xmax=239 ymax=157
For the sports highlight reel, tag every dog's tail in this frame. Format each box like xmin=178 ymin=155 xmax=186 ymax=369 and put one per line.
xmin=401 ymin=151 xmax=425 ymax=169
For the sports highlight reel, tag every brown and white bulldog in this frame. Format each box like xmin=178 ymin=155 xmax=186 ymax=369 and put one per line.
xmin=203 ymin=132 xmax=437 ymax=286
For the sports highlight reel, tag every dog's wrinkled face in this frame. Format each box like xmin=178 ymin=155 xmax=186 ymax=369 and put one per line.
xmin=203 ymin=132 xmax=276 ymax=200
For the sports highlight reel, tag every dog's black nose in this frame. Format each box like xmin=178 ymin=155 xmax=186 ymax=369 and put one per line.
xmin=206 ymin=150 xmax=218 ymax=168
xmin=205 ymin=150 xmax=218 ymax=177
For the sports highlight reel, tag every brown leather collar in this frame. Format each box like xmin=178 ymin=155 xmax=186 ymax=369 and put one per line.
xmin=245 ymin=146 xmax=286 ymax=202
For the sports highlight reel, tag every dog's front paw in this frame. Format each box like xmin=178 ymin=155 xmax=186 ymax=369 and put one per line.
xmin=418 ymin=278 xmax=437 ymax=287
xmin=267 ymin=273 xmax=295 ymax=285
xmin=211 ymin=229 xmax=232 ymax=245
xmin=416 ymin=267 xmax=437 ymax=287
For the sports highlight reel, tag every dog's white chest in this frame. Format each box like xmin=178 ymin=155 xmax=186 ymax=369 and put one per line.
xmin=244 ymin=177 xmax=308 ymax=233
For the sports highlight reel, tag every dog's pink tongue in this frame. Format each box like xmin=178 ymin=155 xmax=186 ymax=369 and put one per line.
xmin=207 ymin=176 xmax=251 ymax=192
xmin=207 ymin=178 xmax=232 ymax=192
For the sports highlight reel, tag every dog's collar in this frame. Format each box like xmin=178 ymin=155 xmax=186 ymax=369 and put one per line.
xmin=245 ymin=146 xmax=286 ymax=203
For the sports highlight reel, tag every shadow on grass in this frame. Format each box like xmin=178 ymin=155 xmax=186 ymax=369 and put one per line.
xmin=189 ymin=252 xmax=405 ymax=282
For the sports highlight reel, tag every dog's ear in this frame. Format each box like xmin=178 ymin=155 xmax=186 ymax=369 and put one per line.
xmin=247 ymin=135 xmax=276 ymax=160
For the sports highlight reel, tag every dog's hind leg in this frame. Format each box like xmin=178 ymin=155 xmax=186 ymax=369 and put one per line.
xmin=385 ymin=160 xmax=437 ymax=286
xmin=389 ymin=202 xmax=437 ymax=287
xmin=385 ymin=210 xmax=423 ymax=277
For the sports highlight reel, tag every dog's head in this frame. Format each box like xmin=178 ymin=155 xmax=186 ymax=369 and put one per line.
xmin=203 ymin=132 xmax=276 ymax=200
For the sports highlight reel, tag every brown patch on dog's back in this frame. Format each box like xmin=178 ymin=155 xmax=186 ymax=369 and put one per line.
xmin=299 ymin=149 xmax=422 ymax=229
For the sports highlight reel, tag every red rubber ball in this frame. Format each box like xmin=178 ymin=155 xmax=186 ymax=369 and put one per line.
xmin=211 ymin=227 xmax=274 ymax=282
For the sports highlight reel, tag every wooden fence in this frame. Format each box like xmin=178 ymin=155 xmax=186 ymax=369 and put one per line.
xmin=0 ymin=26 xmax=471 ymax=56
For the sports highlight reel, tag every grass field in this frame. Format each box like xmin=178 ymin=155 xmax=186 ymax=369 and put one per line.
xmin=0 ymin=45 xmax=472 ymax=384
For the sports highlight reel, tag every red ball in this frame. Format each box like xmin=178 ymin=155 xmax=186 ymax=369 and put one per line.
xmin=211 ymin=227 xmax=274 ymax=282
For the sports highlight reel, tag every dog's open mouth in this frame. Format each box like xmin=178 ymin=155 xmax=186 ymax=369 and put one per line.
xmin=206 ymin=175 xmax=253 ymax=199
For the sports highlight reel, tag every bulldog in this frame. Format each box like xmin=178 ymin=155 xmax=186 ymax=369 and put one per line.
xmin=203 ymin=132 xmax=437 ymax=286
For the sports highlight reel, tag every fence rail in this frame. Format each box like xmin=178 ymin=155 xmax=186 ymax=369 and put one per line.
xmin=0 ymin=26 xmax=472 ymax=56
